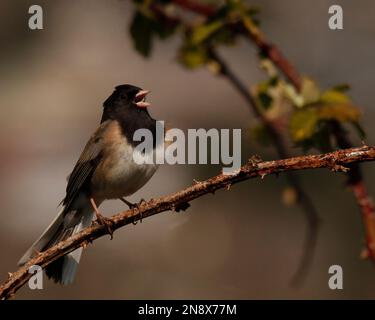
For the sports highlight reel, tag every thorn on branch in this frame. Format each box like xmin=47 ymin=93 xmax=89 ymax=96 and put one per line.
xmin=192 ymin=179 xmax=201 ymax=185
xmin=248 ymin=154 xmax=262 ymax=167
xmin=330 ymin=163 xmax=350 ymax=173
xmin=132 ymin=211 xmax=143 ymax=225
xmin=82 ymin=237 xmax=94 ymax=249
xmin=82 ymin=241 xmax=89 ymax=249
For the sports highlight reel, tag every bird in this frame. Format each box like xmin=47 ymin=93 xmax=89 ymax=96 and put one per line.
xmin=18 ymin=84 xmax=161 ymax=284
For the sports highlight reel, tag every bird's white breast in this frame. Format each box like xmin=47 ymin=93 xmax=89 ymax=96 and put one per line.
xmin=100 ymin=144 xmax=158 ymax=200
xmin=91 ymin=123 xmax=162 ymax=201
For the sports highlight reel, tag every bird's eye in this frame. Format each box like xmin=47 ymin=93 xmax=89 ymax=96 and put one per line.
xmin=120 ymin=94 xmax=127 ymax=100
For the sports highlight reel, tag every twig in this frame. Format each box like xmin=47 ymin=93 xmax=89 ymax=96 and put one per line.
xmin=172 ymin=0 xmax=215 ymax=17
xmin=149 ymin=1 xmax=320 ymax=285
xmin=171 ymin=0 xmax=375 ymax=270
xmin=1 ymin=145 xmax=375 ymax=300
xmin=208 ymin=48 xmax=320 ymax=284
xmin=249 ymin=21 xmax=375 ymax=262
xmin=330 ymin=121 xmax=375 ymax=259
xmin=171 ymin=0 xmax=301 ymax=90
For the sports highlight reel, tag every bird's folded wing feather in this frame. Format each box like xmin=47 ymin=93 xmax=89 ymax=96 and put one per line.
xmin=62 ymin=120 xmax=111 ymax=208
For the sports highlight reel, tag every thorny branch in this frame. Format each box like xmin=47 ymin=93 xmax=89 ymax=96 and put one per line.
xmin=150 ymin=0 xmax=320 ymax=284
xmin=169 ymin=0 xmax=375 ymax=270
xmin=1 ymin=145 xmax=375 ymax=300
xmin=207 ymin=48 xmax=319 ymax=284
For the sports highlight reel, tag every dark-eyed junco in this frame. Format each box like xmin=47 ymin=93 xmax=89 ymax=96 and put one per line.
xmin=18 ymin=84 xmax=160 ymax=284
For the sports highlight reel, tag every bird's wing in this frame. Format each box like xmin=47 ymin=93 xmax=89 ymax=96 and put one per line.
xmin=62 ymin=121 xmax=111 ymax=208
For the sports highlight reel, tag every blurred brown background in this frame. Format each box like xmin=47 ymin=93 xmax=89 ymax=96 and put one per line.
xmin=0 ymin=0 xmax=375 ymax=299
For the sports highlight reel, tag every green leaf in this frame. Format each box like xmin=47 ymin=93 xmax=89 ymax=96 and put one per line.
xmin=318 ymin=103 xmax=360 ymax=122
xmin=210 ymin=28 xmax=236 ymax=46
xmin=153 ymin=15 xmax=177 ymax=39
xmin=269 ymin=76 xmax=278 ymax=87
xmin=301 ymin=77 xmax=320 ymax=105
xmin=294 ymin=121 xmax=333 ymax=152
xmin=284 ymin=83 xmax=304 ymax=107
xmin=320 ymin=89 xmax=350 ymax=104
xmin=190 ymin=21 xmax=224 ymax=45
xmin=179 ymin=44 xmax=208 ymax=69
xmin=129 ymin=10 xmax=177 ymax=57
xmin=130 ymin=12 xmax=154 ymax=57
xmin=257 ymin=79 xmax=269 ymax=92
xmin=332 ymin=83 xmax=351 ymax=92
xmin=290 ymin=108 xmax=319 ymax=142
xmin=319 ymin=86 xmax=365 ymax=140
xmin=258 ymin=92 xmax=273 ymax=110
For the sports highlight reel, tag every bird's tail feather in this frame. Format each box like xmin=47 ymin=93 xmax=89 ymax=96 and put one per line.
xmin=18 ymin=205 xmax=94 ymax=285
xmin=18 ymin=206 xmax=66 ymax=266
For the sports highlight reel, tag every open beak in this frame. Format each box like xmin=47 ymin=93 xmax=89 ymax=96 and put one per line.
xmin=134 ymin=90 xmax=151 ymax=108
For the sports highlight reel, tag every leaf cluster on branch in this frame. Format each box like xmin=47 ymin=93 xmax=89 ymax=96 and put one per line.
xmin=128 ymin=0 xmax=375 ymax=277
xmin=129 ymin=0 xmax=365 ymax=152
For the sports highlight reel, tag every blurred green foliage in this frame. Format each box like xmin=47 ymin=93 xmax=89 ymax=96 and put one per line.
xmin=129 ymin=0 xmax=365 ymax=153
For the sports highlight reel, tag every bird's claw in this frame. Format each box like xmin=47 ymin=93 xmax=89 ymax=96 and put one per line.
xmin=120 ymin=198 xmax=145 ymax=225
xmin=95 ymin=213 xmax=114 ymax=240
xmin=120 ymin=197 xmax=146 ymax=210
xmin=132 ymin=210 xmax=144 ymax=225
